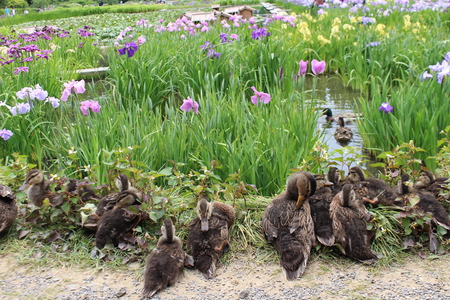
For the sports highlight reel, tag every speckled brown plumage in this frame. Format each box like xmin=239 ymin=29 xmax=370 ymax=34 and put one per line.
xmin=414 ymin=171 xmax=450 ymax=200
xmin=0 ymin=185 xmax=18 ymax=234
xmin=187 ymin=196 xmax=235 ymax=279
xmin=262 ymin=171 xmax=317 ymax=280
xmin=142 ymin=219 xmax=193 ymax=298
xmin=330 ymin=184 xmax=378 ymax=264
xmin=95 ymin=190 xmax=142 ymax=249
xmin=309 ymin=175 xmax=335 ymax=246
xmin=334 ymin=117 xmax=353 ymax=144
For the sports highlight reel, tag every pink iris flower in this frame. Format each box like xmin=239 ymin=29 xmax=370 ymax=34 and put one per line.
xmin=250 ymin=87 xmax=271 ymax=105
xmin=61 ymin=79 xmax=86 ymax=101
xmin=180 ymin=97 xmax=199 ymax=114
xmin=80 ymin=100 xmax=101 ymax=116
xmin=311 ymin=59 xmax=326 ymax=75
xmin=298 ymin=60 xmax=308 ymax=76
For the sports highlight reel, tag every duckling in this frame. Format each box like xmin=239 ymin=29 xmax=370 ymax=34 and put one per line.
xmin=334 ymin=117 xmax=353 ymax=144
xmin=262 ymin=171 xmax=316 ymax=280
xmin=330 ymin=184 xmax=378 ymax=264
xmin=328 ymin=167 xmax=343 ymax=195
xmin=186 ymin=196 xmax=235 ymax=279
xmin=95 ymin=190 xmax=142 ymax=250
xmin=83 ymin=174 xmax=141 ymax=232
xmin=0 ymin=185 xmax=18 ymax=234
xmin=346 ymin=166 xmax=398 ymax=206
xmin=414 ymin=171 xmax=450 ymax=200
xmin=309 ymin=175 xmax=335 ymax=246
xmin=142 ymin=219 xmax=193 ymax=299
xmin=397 ymin=174 xmax=450 ymax=230
xmin=19 ymin=169 xmax=99 ymax=207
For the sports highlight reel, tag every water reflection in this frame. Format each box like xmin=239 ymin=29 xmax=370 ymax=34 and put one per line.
xmin=306 ymin=76 xmax=379 ymax=175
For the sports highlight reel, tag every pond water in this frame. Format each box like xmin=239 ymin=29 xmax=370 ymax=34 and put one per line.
xmin=305 ymin=76 xmax=379 ymax=175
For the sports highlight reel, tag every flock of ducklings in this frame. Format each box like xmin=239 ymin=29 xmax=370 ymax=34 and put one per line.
xmin=0 ymin=166 xmax=449 ymax=298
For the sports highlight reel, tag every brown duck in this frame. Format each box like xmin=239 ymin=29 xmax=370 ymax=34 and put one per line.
xmin=414 ymin=171 xmax=449 ymax=200
xmin=334 ymin=117 xmax=353 ymax=144
xmin=186 ymin=195 xmax=235 ymax=279
xmin=142 ymin=219 xmax=193 ymax=298
xmin=309 ymin=174 xmax=335 ymax=246
xmin=262 ymin=171 xmax=316 ymax=280
xmin=330 ymin=184 xmax=378 ymax=264
xmin=0 ymin=184 xmax=18 ymax=234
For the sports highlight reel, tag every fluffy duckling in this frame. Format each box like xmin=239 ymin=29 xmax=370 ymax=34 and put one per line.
xmin=19 ymin=169 xmax=99 ymax=207
xmin=397 ymin=174 xmax=450 ymax=230
xmin=309 ymin=175 xmax=335 ymax=246
xmin=330 ymin=184 xmax=378 ymax=264
xmin=346 ymin=166 xmax=398 ymax=206
xmin=0 ymin=185 xmax=18 ymax=234
xmin=334 ymin=117 xmax=353 ymax=144
xmin=186 ymin=196 xmax=235 ymax=279
xmin=414 ymin=171 xmax=450 ymax=200
xmin=142 ymin=219 xmax=193 ymax=299
xmin=83 ymin=174 xmax=141 ymax=232
xmin=262 ymin=171 xmax=316 ymax=280
xmin=95 ymin=190 xmax=142 ymax=250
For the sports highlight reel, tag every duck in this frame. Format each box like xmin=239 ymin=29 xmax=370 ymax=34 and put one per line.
xmin=309 ymin=174 xmax=335 ymax=246
xmin=19 ymin=169 xmax=99 ymax=207
xmin=330 ymin=184 xmax=378 ymax=264
xmin=322 ymin=108 xmax=360 ymax=123
xmin=83 ymin=174 xmax=141 ymax=232
xmin=397 ymin=174 xmax=450 ymax=230
xmin=142 ymin=219 xmax=193 ymax=299
xmin=346 ymin=166 xmax=398 ymax=207
xmin=261 ymin=171 xmax=316 ymax=280
xmin=0 ymin=184 xmax=18 ymax=234
xmin=328 ymin=167 xmax=343 ymax=195
xmin=186 ymin=195 xmax=235 ymax=279
xmin=413 ymin=170 xmax=450 ymax=200
xmin=94 ymin=190 xmax=143 ymax=250
xmin=334 ymin=117 xmax=353 ymax=144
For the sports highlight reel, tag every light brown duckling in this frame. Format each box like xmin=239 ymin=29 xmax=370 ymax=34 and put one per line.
xmin=309 ymin=174 xmax=335 ymax=246
xmin=330 ymin=184 xmax=378 ymax=264
xmin=397 ymin=174 xmax=450 ymax=230
xmin=346 ymin=166 xmax=398 ymax=207
xmin=414 ymin=170 xmax=450 ymax=200
xmin=143 ymin=219 xmax=193 ymax=298
xmin=187 ymin=195 xmax=235 ymax=279
xmin=0 ymin=184 xmax=18 ymax=234
xmin=262 ymin=171 xmax=316 ymax=280
xmin=19 ymin=169 xmax=99 ymax=207
xmin=334 ymin=117 xmax=353 ymax=144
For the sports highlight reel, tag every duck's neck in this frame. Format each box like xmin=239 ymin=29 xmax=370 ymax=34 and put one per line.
xmin=28 ymin=180 xmax=47 ymax=203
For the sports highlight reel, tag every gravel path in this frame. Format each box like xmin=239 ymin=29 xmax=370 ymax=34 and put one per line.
xmin=1 ymin=254 xmax=450 ymax=300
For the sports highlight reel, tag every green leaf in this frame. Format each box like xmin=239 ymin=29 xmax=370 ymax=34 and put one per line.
xmin=61 ymin=202 xmax=71 ymax=215
xmin=158 ymin=167 xmax=173 ymax=176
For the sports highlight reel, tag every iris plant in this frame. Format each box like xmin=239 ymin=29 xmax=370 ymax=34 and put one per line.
xmin=250 ymin=87 xmax=271 ymax=105
xmin=80 ymin=100 xmax=101 ymax=116
xmin=180 ymin=97 xmax=199 ymax=114
xmin=311 ymin=59 xmax=326 ymax=75
xmin=61 ymin=79 xmax=86 ymax=101
xmin=379 ymin=102 xmax=394 ymax=113
xmin=0 ymin=129 xmax=13 ymax=141
xmin=118 ymin=42 xmax=139 ymax=58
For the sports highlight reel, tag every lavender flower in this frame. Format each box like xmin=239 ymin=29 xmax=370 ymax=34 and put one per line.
xmin=10 ymin=102 xmax=31 ymax=115
xmin=45 ymin=97 xmax=60 ymax=108
xmin=366 ymin=42 xmax=381 ymax=47
xmin=379 ymin=102 xmax=394 ymax=113
xmin=0 ymin=129 xmax=13 ymax=141
xmin=14 ymin=67 xmax=29 ymax=75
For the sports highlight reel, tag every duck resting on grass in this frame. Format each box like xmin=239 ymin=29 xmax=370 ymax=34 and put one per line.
xmin=187 ymin=195 xmax=235 ymax=279
xmin=0 ymin=184 xmax=18 ymax=235
xmin=262 ymin=171 xmax=317 ymax=280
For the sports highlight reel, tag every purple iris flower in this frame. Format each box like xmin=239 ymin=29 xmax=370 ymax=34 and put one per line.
xmin=251 ymin=27 xmax=271 ymax=40
xmin=30 ymin=85 xmax=48 ymax=101
xmin=361 ymin=16 xmax=375 ymax=25
xmin=366 ymin=42 xmax=381 ymax=47
xmin=180 ymin=97 xmax=199 ymax=114
xmin=14 ymin=67 xmax=29 ymax=75
xmin=45 ymin=97 xmax=60 ymax=108
xmin=420 ymin=71 xmax=433 ymax=82
xmin=10 ymin=102 xmax=31 ymax=115
xmin=298 ymin=60 xmax=308 ymax=76
xmin=118 ymin=42 xmax=139 ymax=58
xmin=80 ymin=100 xmax=101 ymax=116
xmin=311 ymin=59 xmax=326 ymax=75
xmin=379 ymin=102 xmax=394 ymax=113
xmin=219 ymin=32 xmax=228 ymax=43
xmin=250 ymin=87 xmax=271 ymax=105
xmin=0 ymin=129 xmax=13 ymax=141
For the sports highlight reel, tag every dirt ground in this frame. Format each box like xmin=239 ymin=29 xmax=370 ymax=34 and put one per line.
xmin=1 ymin=253 xmax=450 ymax=300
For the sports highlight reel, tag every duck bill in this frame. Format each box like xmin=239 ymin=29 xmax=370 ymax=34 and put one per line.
xmin=296 ymin=195 xmax=306 ymax=209
xmin=19 ymin=181 xmax=29 ymax=191
xmin=324 ymin=181 xmax=334 ymax=186
xmin=201 ymin=218 xmax=209 ymax=231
